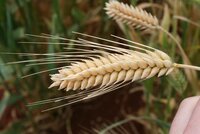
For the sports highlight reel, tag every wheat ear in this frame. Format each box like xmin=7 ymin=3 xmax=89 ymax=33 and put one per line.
xmin=48 ymin=37 xmax=199 ymax=92
xmin=105 ymin=1 xmax=159 ymax=29
xmin=13 ymin=33 xmax=200 ymax=111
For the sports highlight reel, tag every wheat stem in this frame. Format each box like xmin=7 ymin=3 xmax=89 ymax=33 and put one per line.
xmin=173 ymin=15 xmax=200 ymax=28
xmin=174 ymin=63 xmax=200 ymax=71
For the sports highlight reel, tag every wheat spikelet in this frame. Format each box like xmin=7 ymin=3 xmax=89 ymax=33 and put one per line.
xmin=7 ymin=33 xmax=200 ymax=111
xmin=105 ymin=1 xmax=159 ymax=29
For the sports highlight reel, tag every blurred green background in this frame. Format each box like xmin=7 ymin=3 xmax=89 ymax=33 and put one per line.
xmin=0 ymin=0 xmax=200 ymax=133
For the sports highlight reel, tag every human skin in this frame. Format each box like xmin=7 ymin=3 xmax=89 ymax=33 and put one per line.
xmin=170 ymin=96 xmax=200 ymax=134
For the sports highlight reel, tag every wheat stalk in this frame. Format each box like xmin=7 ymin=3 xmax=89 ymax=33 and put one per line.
xmin=105 ymin=0 xmax=199 ymax=89
xmin=9 ymin=33 xmax=199 ymax=111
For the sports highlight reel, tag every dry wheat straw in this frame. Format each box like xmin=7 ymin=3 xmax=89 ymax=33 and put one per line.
xmin=11 ymin=33 xmax=200 ymax=111
xmin=174 ymin=15 xmax=200 ymax=28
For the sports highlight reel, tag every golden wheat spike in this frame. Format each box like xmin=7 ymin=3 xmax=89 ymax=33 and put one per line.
xmin=46 ymin=33 xmax=200 ymax=92
xmin=105 ymin=0 xmax=159 ymax=29
xmin=49 ymin=51 xmax=174 ymax=91
xmin=12 ymin=33 xmax=200 ymax=111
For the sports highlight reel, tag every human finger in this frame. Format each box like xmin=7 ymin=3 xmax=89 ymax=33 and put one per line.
xmin=169 ymin=96 xmax=200 ymax=134
xmin=183 ymin=97 xmax=200 ymax=134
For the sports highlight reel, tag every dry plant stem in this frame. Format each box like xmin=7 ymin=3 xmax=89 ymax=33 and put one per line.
xmin=174 ymin=15 xmax=200 ymax=28
xmin=175 ymin=64 xmax=200 ymax=71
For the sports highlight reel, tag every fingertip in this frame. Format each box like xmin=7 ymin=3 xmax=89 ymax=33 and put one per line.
xmin=169 ymin=96 xmax=200 ymax=134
